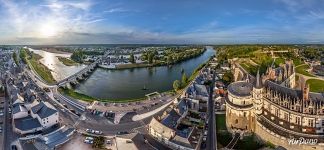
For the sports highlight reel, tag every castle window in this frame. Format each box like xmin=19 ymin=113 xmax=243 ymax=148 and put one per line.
xmin=284 ymin=113 xmax=288 ymax=121
xmin=295 ymin=117 xmax=300 ymax=125
xmin=309 ymin=120 xmax=314 ymax=127
xmin=244 ymin=112 xmax=246 ymax=117
xmin=275 ymin=109 xmax=279 ymax=117
xmin=235 ymin=119 xmax=238 ymax=124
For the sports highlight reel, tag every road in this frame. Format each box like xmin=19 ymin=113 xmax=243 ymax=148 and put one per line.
xmin=206 ymin=70 xmax=217 ymax=150
xmin=2 ymin=86 xmax=9 ymax=150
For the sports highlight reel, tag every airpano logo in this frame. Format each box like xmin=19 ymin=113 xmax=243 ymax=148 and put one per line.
xmin=288 ymin=137 xmax=318 ymax=145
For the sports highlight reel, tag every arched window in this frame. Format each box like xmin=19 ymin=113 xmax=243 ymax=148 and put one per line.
xmin=235 ymin=119 xmax=238 ymax=124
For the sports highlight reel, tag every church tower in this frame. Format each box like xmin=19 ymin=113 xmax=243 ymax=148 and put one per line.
xmin=253 ymin=70 xmax=263 ymax=115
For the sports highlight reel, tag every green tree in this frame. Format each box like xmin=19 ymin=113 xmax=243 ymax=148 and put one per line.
xmin=129 ymin=53 xmax=135 ymax=63
xmin=148 ymin=52 xmax=154 ymax=64
xmin=167 ymin=55 xmax=173 ymax=64
xmin=19 ymin=48 xmax=28 ymax=64
xmin=173 ymin=80 xmax=181 ymax=91
xmin=222 ymin=71 xmax=234 ymax=84
xmin=71 ymin=50 xmax=85 ymax=63
xmin=13 ymin=52 xmax=18 ymax=65
xmin=92 ymin=136 xmax=105 ymax=148
xmin=181 ymin=73 xmax=188 ymax=86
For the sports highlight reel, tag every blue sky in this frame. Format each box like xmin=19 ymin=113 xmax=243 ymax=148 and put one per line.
xmin=0 ymin=0 xmax=324 ymax=44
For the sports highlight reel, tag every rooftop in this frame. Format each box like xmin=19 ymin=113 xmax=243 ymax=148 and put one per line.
xmin=14 ymin=116 xmax=41 ymax=131
xmin=31 ymin=101 xmax=57 ymax=119
xmin=228 ymin=81 xmax=253 ymax=97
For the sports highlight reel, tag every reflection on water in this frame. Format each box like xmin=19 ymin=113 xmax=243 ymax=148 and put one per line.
xmin=29 ymin=49 xmax=87 ymax=81
xmin=75 ymin=47 xmax=216 ymax=99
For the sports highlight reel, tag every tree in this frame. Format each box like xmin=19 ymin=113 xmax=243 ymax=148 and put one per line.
xmin=92 ymin=136 xmax=105 ymax=148
xmin=222 ymin=71 xmax=234 ymax=84
xmin=71 ymin=50 xmax=85 ymax=63
xmin=148 ymin=52 xmax=154 ymax=64
xmin=181 ymin=73 xmax=188 ymax=86
xmin=129 ymin=53 xmax=135 ymax=63
xmin=13 ymin=52 xmax=18 ymax=65
xmin=19 ymin=48 xmax=28 ymax=64
xmin=173 ymin=80 xmax=181 ymax=91
xmin=167 ymin=55 xmax=173 ymax=65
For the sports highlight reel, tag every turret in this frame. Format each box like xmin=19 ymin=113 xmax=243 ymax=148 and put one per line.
xmin=253 ymin=70 xmax=263 ymax=115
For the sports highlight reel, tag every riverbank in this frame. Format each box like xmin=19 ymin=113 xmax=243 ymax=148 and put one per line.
xmin=59 ymin=87 xmax=147 ymax=103
xmin=57 ymin=56 xmax=78 ymax=66
xmin=41 ymin=48 xmax=71 ymax=54
xmin=21 ymin=49 xmax=56 ymax=84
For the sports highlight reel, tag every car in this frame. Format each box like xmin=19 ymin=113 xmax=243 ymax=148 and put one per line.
xmin=86 ymin=129 xmax=92 ymax=133
xmin=116 ymin=131 xmax=128 ymax=135
xmin=84 ymin=139 xmax=93 ymax=144
xmin=85 ymin=137 xmax=94 ymax=140
xmin=95 ymin=130 xmax=102 ymax=135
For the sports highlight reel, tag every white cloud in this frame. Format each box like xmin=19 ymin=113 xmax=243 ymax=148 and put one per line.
xmin=104 ymin=8 xmax=129 ymax=13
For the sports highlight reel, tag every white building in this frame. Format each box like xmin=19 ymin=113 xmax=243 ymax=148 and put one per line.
xmin=31 ymin=101 xmax=59 ymax=129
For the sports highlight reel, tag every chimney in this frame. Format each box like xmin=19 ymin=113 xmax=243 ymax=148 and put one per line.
xmin=303 ymin=83 xmax=310 ymax=101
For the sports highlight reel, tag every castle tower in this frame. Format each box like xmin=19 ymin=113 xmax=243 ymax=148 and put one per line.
xmin=252 ymin=70 xmax=263 ymax=115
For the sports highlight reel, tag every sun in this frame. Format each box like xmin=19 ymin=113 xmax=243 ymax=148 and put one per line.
xmin=39 ymin=23 xmax=58 ymax=38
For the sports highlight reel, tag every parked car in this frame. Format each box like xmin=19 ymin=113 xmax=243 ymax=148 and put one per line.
xmin=86 ymin=137 xmax=94 ymax=140
xmin=84 ymin=139 xmax=93 ymax=144
xmin=95 ymin=130 xmax=102 ymax=135
xmin=116 ymin=131 xmax=128 ymax=135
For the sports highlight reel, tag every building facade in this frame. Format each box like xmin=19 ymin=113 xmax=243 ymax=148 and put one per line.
xmin=226 ymin=61 xmax=324 ymax=149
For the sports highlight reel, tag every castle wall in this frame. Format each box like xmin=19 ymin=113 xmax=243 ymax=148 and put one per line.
xmin=255 ymin=121 xmax=323 ymax=150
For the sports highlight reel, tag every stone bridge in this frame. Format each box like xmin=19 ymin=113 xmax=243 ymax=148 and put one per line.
xmin=57 ymin=59 xmax=101 ymax=87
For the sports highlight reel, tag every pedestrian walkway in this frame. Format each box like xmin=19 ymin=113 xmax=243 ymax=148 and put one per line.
xmin=132 ymin=99 xmax=174 ymax=121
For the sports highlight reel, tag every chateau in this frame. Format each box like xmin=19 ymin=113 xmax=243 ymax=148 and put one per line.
xmin=226 ymin=61 xmax=324 ymax=149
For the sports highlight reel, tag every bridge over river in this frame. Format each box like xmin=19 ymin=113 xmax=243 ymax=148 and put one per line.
xmin=57 ymin=58 xmax=101 ymax=87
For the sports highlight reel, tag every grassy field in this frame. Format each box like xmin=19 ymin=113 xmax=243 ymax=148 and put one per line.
xmin=306 ymin=79 xmax=324 ymax=93
xmin=28 ymin=53 xmax=56 ymax=84
xmin=295 ymin=64 xmax=316 ymax=77
xmin=59 ymin=88 xmax=95 ymax=102
xmin=234 ymin=134 xmax=264 ymax=150
xmin=59 ymin=87 xmax=147 ymax=103
xmin=240 ymin=62 xmax=258 ymax=75
xmin=57 ymin=56 xmax=78 ymax=66
xmin=216 ymin=114 xmax=226 ymax=131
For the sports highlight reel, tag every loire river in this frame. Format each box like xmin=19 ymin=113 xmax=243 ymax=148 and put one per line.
xmin=29 ymin=49 xmax=87 ymax=81
xmin=75 ymin=47 xmax=215 ymax=99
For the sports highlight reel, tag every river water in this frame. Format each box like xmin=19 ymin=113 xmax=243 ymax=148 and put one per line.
xmin=75 ymin=47 xmax=215 ymax=99
xmin=30 ymin=47 xmax=215 ymax=99
xmin=29 ymin=49 xmax=87 ymax=81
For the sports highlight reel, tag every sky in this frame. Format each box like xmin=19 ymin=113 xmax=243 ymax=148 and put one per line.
xmin=1 ymin=0 xmax=324 ymax=44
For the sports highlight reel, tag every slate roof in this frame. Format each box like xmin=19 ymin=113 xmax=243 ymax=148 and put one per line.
xmin=161 ymin=109 xmax=181 ymax=129
xmin=31 ymin=102 xmax=57 ymax=119
xmin=171 ymin=127 xmax=198 ymax=149
xmin=12 ymin=104 xmax=27 ymax=115
xmin=14 ymin=116 xmax=41 ymax=131
xmin=177 ymin=99 xmax=187 ymax=116
xmin=228 ymin=81 xmax=253 ymax=97
xmin=264 ymin=80 xmax=324 ymax=102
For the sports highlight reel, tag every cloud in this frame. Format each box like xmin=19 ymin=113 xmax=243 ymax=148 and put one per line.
xmin=104 ymin=8 xmax=129 ymax=13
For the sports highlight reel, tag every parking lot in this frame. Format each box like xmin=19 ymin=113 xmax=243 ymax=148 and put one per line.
xmin=59 ymin=132 xmax=116 ymax=150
